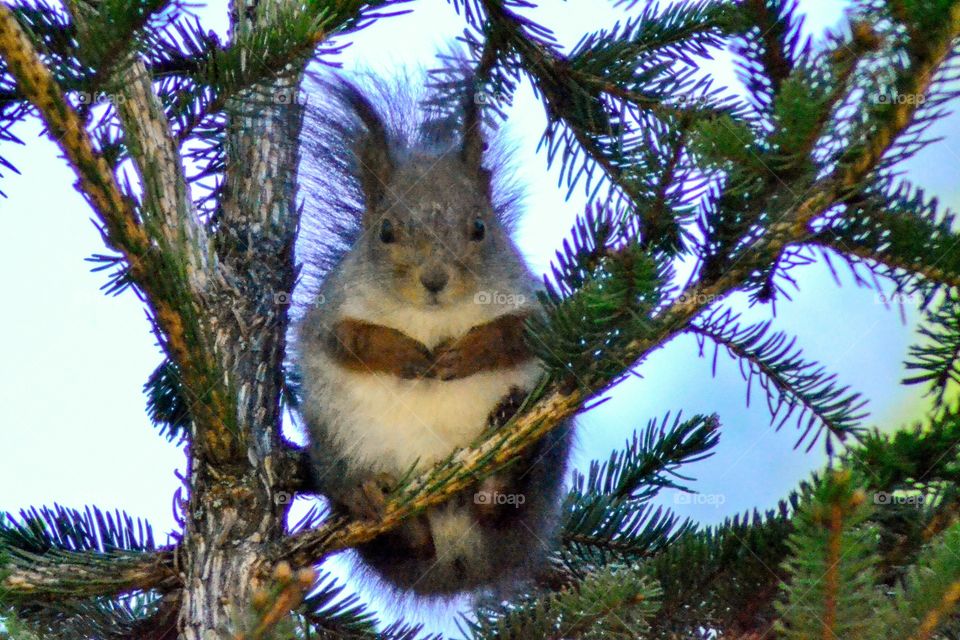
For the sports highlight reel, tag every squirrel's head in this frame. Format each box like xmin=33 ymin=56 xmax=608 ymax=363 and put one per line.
xmin=349 ymin=87 xmax=512 ymax=309
xmin=359 ymin=158 xmax=506 ymax=307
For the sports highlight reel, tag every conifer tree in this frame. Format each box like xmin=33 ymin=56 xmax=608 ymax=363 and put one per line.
xmin=3 ymin=0 xmax=960 ymax=638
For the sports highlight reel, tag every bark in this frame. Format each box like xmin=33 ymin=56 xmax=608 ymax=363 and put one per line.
xmin=176 ymin=9 xmax=304 ymax=640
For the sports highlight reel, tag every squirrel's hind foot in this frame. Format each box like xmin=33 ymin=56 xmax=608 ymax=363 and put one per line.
xmin=343 ymin=472 xmax=436 ymax=559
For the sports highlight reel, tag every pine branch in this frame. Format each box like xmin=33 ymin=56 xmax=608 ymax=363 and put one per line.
xmin=455 ymin=0 xmax=736 ymax=253
xmin=233 ymin=562 xmax=316 ymax=640
xmin=846 ymin=413 xmax=960 ymax=491
xmin=905 ymin=291 xmax=960 ymax=407
xmin=575 ymin=413 xmax=720 ymax=499
xmin=837 ymin=6 xmax=960 ymax=181
xmin=887 ymin=522 xmax=960 ymax=640
xmin=144 ymin=359 xmax=192 ymax=445
xmin=0 ymin=2 xmax=238 ymax=461
xmin=0 ymin=2 xmax=411 ymax=211
xmin=732 ymin=0 xmax=807 ymax=113
xmin=165 ymin=1 xmax=409 ymax=142
xmin=688 ymin=308 xmax=867 ymax=452
xmin=561 ymin=504 xmax=688 ymax=568
xmin=10 ymin=591 xmax=168 ymax=640
xmin=462 ymin=564 xmax=660 ymax=640
xmin=559 ymin=413 xmax=718 ymax=566
xmin=0 ymin=5 xmax=145 ymax=256
xmin=832 ymin=412 xmax=960 ymax=593
xmin=644 ymin=501 xmax=795 ymax=638
xmin=297 ymin=572 xmax=379 ymax=637
xmin=0 ymin=37 xmax=29 ymax=197
xmin=291 ymin=570 xmax=440 ymax=639
xmin=1 ymin=557 xmax=175 ymax=603
xmin=121 ymin=591 xmax=179 ymax=640
xmin=0 ymin=506 xmax=176 ymax=603
xmin=528 ymin=204 xmax=669 ymax=387
xmin=111 ymin=58 xmax=204 ymax=282
xmin=646 ymin=409 xmax=960 ymax=637
xmin=4 ymin=1 xmax=84 ymax=96
xmin=702 ymin=0 xmax=959 ymax=299
xmin=698 ymin=16 xmax=879 ymax=297
xmin=810 ymin=182 xmax=960 ymax=298
xmin=62 ymin=0 xmax=174 ymax=96
xmin=774 ymin=470 xmax=881 ymax=640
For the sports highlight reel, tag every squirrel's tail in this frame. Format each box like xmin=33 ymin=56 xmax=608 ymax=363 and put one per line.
xmin=355 ymin=502 xmax=553 ymax=597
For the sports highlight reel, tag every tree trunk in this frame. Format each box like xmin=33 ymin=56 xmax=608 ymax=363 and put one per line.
xmin=176 ymin=3 xmax=305 ymax=634
xmin=178 ymin=467 xmax=279 ymax=639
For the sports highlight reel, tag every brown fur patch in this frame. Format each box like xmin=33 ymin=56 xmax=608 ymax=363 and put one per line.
xmin=325 ymin=314 xmax=535 ymax=380
xmin=325 ymin=318 xmax=433 ymax=378
xmin=431 ymin=313 xmax=533 ymax=380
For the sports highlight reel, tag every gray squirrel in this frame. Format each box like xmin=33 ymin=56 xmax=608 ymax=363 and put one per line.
xmin=294 ymin=71 xmax=573 ymax=596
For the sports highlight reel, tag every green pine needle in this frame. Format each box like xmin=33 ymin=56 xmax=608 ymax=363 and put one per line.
xmin=690 ymin=308 xmax=868 ymax=452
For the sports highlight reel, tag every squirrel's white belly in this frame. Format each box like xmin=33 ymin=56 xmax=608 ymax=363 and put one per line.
xmin=316 ymin=354 xmax=542 ymax=473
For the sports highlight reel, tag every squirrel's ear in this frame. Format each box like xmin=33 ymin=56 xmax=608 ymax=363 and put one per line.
xmin=356 ymin=129 xmax=394 ymax=213
xmin=461 ymin=92 xmax=490 ymax=185
xmin=339 ymin=82 xmax=394 ymax=213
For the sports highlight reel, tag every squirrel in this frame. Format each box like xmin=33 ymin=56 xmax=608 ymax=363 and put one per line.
xmin=294 ymin=71 xmax=573 ymax=597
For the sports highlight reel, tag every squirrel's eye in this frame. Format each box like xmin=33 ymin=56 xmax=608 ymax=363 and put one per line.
xmin=379 ymin=219 xmax=396 ymax=243
xmin=470 ymin=218 xmax=486 ymax=241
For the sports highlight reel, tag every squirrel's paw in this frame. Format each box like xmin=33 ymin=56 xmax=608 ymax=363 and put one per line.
xmin=345 ymin=473 xmax=436 ymax=558
xmin=343 ymin=472 xmax=394 ymax=522
xmin=487 ymin=386 xmax=528 ymax=429
xmin=431 ymin=344 xmax=471 ymax=380
xmin=379 ymin=336 xmax=433 ymax=379
xmin=327 ymin=320 xmax=433 ymax=379
xmin=431 ymin=314 xmax=532 ymax=380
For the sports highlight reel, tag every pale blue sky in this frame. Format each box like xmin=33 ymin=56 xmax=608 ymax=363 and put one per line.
xmin=2 ymin=0 xmax=958 ymax=632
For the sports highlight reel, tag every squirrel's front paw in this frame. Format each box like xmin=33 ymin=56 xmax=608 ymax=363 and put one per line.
xmin=430 ymin=314 xmax=533 ymax=380
xmin=327 ymin=319 xmax=433 ymax=379
xmin=378 ymin=334 xmax=433 ymax=379
xmin=431 ymin=344 xmax=471 ymax=380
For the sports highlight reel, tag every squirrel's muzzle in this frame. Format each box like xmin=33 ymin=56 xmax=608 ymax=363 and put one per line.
xmin=419 ymin=265 xmax=449 ymax=294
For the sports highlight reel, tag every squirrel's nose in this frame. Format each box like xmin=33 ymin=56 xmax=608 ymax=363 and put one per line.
xmin=420 ymin=267 xmax=449 ymax=294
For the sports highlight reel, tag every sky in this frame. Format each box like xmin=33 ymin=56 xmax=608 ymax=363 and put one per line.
xmin=2 ymin=0 xmax=960 ymax=634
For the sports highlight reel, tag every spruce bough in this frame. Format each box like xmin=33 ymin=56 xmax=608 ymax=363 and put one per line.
xmin=2 ymin=0 xmax=960 ymax=638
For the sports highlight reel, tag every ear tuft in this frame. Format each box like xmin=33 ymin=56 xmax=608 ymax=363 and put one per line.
xmin=337 ymin=81 xmax=394 ymax=212
xmin=461 ymin=86 xmax=487 ymax=180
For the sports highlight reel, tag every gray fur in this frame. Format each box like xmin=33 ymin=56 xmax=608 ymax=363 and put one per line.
xmin=294 ymin=70 xmax=573 ymax=598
